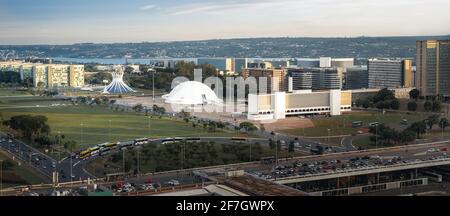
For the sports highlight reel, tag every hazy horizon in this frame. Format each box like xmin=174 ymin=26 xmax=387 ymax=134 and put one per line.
xmin=1 ymin=34 xmax=450 ymax=46
xmin=1 ymin=0 xmax=450 ymax=45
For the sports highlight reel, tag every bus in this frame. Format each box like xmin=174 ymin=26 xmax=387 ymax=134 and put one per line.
xmin=100 ymin=148 xmax=111 ymax=156
xmin=79 ymin=150 xmax=92 ymax=159
xmin=89 ymin=146 xmax=100 ymax=152
xmin=260 ymin=156 xmax=276 ymax=164
xmin=106 ymin=142 xmax=118 ymax=149
xmin=185 ymin=137 xmax=201 ymax=142
xmin=231 ymin=137 xmax=247 ymax=142
xmin=368 ymin=122 xmax=379 ymax=127
xmin=161 ymin=138 xmax=183 ymax=144
xmin=352 ymin=121 xmax=363 ymax=128
xmin=119 ymin=141 xmax=134 ymax=149
xmin=134 ymin=138 xmax=149 ymax=146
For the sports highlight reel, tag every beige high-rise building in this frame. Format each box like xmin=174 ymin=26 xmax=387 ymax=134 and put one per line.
xmin=416 ymin=40 xmax=450 ymax=96
xmin=242 ymin=68 xmax=286 ymax=93
xmin=0 ymin=60 xmax=84 ymax=88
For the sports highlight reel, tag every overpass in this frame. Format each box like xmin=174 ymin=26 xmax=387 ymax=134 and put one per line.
xmin=273 ymin=158 xmax=450 ymax=184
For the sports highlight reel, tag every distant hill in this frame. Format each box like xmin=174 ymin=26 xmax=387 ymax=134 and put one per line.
xmin=1 ymin=36 xmax=449 ymax=60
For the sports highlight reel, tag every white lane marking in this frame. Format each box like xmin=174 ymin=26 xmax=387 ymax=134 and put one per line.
xmin=73 ymin=161 xmax=81 ymax=167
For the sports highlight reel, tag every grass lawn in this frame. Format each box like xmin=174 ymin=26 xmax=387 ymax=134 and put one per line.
xmin=0 ymin=88 xmax=32 ymax=97
xmin=0 ymin=151 xmax=47 ymax=188
xmin=0 ymin=98 xmax=243 ymax=149
xmin=279 ymin=111 xmax=431 ymax=137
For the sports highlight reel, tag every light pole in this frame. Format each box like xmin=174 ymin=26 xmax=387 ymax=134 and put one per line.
xmin=375 ymin=124 xmax=378 ymax=149
xmin=58 ymin=131 xmax=61 ymax=161
xmin=123 ymin=149 xmax=126 ymax=179
xmin=275 ymin=133 xmax=278 ymax=168
xmin=327 ymin=128 xmax=331 ymax=151
xmin=148 ymin=116 xmax=151 ymax=137
xmin=151 ymin=69 xmax=155 ymax=104
xmin=108 ymin=120 xmax=111 ymax=142
xmin=0 ymin=160 xmax=3 ymax=197
xmin=136 ymin=147 xmax=140 ymax=179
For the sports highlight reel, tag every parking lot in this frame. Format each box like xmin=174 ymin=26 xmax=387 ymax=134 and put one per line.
xmin=250 ymin=148 xmax=449 ymax=180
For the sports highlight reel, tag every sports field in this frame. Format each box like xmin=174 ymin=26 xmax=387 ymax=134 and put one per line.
xmin=0 ymin=97 xmax=241 ymax=149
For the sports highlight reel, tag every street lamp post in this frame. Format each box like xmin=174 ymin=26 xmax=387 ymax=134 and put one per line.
xmin=152 ymin=70 xmax=155 ymax=104
xmin=136 ymin=147 xmax=140 ymax=179
xmin=123 ymin=149 xmax=126 ymax=179
xmin=58 ymin=131 xmax=61 ymax=161
xmin=375 ymin=124 xmax=378 ymax=149
xmin=108 ymin=120 xmax=111 ymax=142
xmin=0 ymin=160 xmax=3 ymax=197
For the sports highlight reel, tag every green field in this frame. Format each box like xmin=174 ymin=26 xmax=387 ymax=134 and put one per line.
xmin=0 ymin=151 xmax=47 ymax=188
xmin=280 ymin=111 xmax=431 ymax=137
xmin=0 ymin=98 xmax=242 ymax=149
xmin=0 ymin=88 xmax=32 ymax=97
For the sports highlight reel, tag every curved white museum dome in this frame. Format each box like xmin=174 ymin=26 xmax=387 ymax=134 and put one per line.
xmin=162 ymin=81 xmax=222 ymax=105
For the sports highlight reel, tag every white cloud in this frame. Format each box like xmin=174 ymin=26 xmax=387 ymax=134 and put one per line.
xmin=168 ymin=0 xmax=298 ymax=16
xmin=139 ymin=4 xmax=158 ymax=11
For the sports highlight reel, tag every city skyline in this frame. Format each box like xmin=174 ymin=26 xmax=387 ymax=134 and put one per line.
xmin=1 ymin=0 xmax=450 ymax=45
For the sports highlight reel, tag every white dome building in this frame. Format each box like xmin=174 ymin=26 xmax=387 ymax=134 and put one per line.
xmin=162 ymin=81 xmax=222 ymax=105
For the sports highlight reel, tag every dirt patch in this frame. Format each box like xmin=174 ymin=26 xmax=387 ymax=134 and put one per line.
xmin=262 ymin=117 xmax=314 ymax=131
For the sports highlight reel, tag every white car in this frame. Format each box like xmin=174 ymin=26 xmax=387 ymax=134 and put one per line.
xmin=428 ymin=148 xmax=439 ymax=153
xmin=168 ymin=180 xmax=180 ymax=186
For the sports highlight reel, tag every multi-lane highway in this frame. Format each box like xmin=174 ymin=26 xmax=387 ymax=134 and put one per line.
xmin=0 ymin=133 xmax=92 ymax=183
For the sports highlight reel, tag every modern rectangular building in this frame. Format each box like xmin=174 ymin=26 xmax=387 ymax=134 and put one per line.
xmin=234 ymin=58 xmax=248 ymax=74
xmin=285 ymin=69 xmax=313 ymax=91
xmin=247 ymin=90 xmax=352 ymax=120
xmin=345 ymin=66 xmax=368 ymax=90
xmin=368 ymin=58 xmax=413 ymax=89
xmin=0 ymin=61 xmax=84 ymax=88
xmin=242 ymin=68 xmax=286 ymax=93
xmin=197 ymin=58 xmax=235 ymax=74
xmin=416 ymin=40 xmax=450 ymax=96
xmin=312 ymin=68 xmax=342 ymax=90
xmin=286 ymin=68 xmax=341 ymax=91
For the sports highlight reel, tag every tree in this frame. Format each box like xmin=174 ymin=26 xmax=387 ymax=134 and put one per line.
xmin=426 ymin=114 xmax=440 ymax=130
xmin=375 ymin=101 xmax=384 ymax=110
xmin=432 ymin=100 xmax=442 ymax=112
xmin=4 ymin=115 xmax=51 ymax=142
xmin=373 ymin=88 xmax=395 ymax=103
xmin=93 ymin=97 xmax=102 ymax=105
xmin=399 ymin=129 xmax=416 ymax=144
xmin=36 ymin=81 xmax=45 ymax=95
xmin=407 ymin=101 xmax=418 ymax=111
xmin=288 ymin=141 xmax=295 ymax=153
xmin=408 ymin=121 xmax=427 ymax=138
xmin=64 ymin=140 xmax=78 ymax=152
xmin=424 ymin=101 xmax=432 ymax=111
xmin=439 ymin=118 xmax=449 ymax=130
xmin=316 ymin=146 xmax=324 ymax=155
xmin=268 ymin=139 xmax=275 ymax=149
xmin=133 ymin=104 xmax=144 ymax=112
xmin=390 ymin=99 xmax=400 ymax=110
xmin=362 ymin=99 xmax=370 ymax=109
xmin=1 ymin=159 xmax=15 ymax=170
xmin=409 ymin=89 xmax=420 ymax=100
xmin=239 ymin=122 xmax=258 ymax=132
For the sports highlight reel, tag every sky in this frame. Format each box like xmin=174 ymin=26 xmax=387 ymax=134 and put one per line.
xmin=0 ymin=0 xmax=449 ymax=45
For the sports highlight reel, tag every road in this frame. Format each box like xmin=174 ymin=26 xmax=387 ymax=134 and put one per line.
xmin=0 ymin=133 xmax=93 ymax=183
xmin=341 ymin=136 xmax=357 ymax=151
